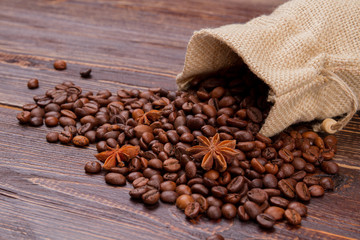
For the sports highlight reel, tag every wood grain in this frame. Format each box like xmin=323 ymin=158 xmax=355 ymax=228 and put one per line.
xmin=0 ymin=0 xmax=359 ymax=239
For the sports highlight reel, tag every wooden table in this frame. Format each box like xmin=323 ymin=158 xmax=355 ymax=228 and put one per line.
xmin=0 ymin=0 xmax=359 ymax=239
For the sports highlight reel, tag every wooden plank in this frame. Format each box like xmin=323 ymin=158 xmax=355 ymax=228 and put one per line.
xmin=0 ymin=0 xmax=359 ymax=239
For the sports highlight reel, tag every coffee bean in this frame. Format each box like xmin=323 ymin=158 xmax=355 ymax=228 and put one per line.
xmin=246 ymin=107 xmax=262 ymax=123
xmin=142 ymin=189 xmax=160 ymax=205
xmin=247 ymin=188 xmax=267 ymax=204
xmin=191 ymin=184 xmax=209 ymax=196
xmin=27 ymin=78 xmax=39 ymax=89
xmin=46 ymin=132 xmax=59 ymax=143
xmin=319 ymin=177 xmax=334 ymax=190
xmin=127 ymin=172 xmax=143 ymax=182
xmin=54 ymin=60 xmax=67 ymax=70
xmin=185 ymin=201 xmax=200 ymax=218
xmin=263 ymin=174 xmax=278 ymax=188
xmin=269 ymin=196 xmax=289 ymax=208
xmin=160 ymin=191 xmax=178 ymax=203
xmin=321 ymin=161 xmax=339 ymax=174
xmin=176 ymin=194 xmax=194 ymax=210
xmin=84 ymin=161 xmax=101 ymax=173
xmin=264 ymin=206 xmax=285 ymax=220
xmin=207 ymin=206 xmax=222 ymax=220
xmin=185 ymin=161 xmax=197 ymax=179
xmin=256 ymin=213 xmax=275 ymax=228
xmin=23 ymin=103 xmax=38 ymax=111
xmin=211 ymin=186 xmax=228 ymax=198
xmin=163 ymin=158 xmax=181 ymax=172
xmin=17 ymin=111 xmax=31 ymax=124
xmin=278 ymin=179 xmax=295 ymax=198
xmin=288 ymin=201 xmax=307 ymax=217
xmin=132 ymin=177 xmax=149 ymax=188
xmin=105 ymin=173 xmax=126 ymax=186
xmin=221 ymin=203 xmax=237 ymax=219
xmin=237 ymin=205 xmax=250 ymax=221
xmin=295 ymin=182 xmax=311 ymax=201
xmin=129 ymin=186 xmax=150 ymax=199
xmin=227 ymin=176 xmax=245 ymax=193
xmin=244 ymin=201 xmax=261 ymax=219
xmin=284 ymin=209 xmax=301 ymax=225
xmin=44 ymin=116 xmax=58 ymax=127
xmin=309 ymin=185 xmax=325 ymax=197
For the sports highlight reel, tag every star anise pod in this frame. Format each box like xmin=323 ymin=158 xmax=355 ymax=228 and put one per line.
xmin=95 ymin=145 xmax=140 ymax=170
xmin=186 ymin=133 xmax=238 ymax=172
xmin=135 ymin=110 xmax=162 ymax=125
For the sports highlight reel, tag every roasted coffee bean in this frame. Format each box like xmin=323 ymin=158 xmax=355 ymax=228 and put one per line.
xmin=321 ymin=161 xmax=339 ymax=174
xmin=185 ymin=161 xmax=197 ymax=179
xmin=220 ymin=203 xmax=236 ymax=219
xmin=292 ymin=157 xmax=306 ymax=170
xmin=58 ymin=130 xmax=73 ymax=144
xmin=17 ymin=111 xmax=31 ymax=124
xmin=129 ymin=186 xmax=150 ymax=199
xmin=211 ymin=186 xmax=228 ymax=198
xmin=59 ymin=117 xmax=76 ymax=127
xmin=46 ymin=132 xmax=59 ymax=143
xmin=291 ymin=170 xmax=306 ymax=181
xmin=160 ymin=191 xmax=178 ymax=203
xmin=264 ymin=206 xmax=285 ymax=220
xmin=319 ymin=177 xmax=334 ymax=190
xmin=185 ymin=201 xmax=200 ymax=218
xmin=176 ymin=184 xmax=192 ymax=196
xmin=191 ymin=184 xmax=209 ymax=196
xmin=163 ymin=158 xmax=181 ymax=172
xmin=142 ymin=189 xmax=160 ymax=205
xmin=284 ymin=209 xmax=302 ymax=225
xmin=303 ymin=176 xmax=320 ymax=186
xmin=127 ymin=172 xmax=143 ymax=182
xmin=227 ymin=176 xmax=245 ymax=193
xmin=263 ymin=174 xmax=278 ymax=188
xmin=105 ymin=173 xmax=126 ymax=186
xmin=44 ymin=116 xmax=58 ymax=127
xmin=295 ymin=182 xmax=311 ymax=201
xmin=27 ymin=78 xmax=39 ymax=89
xmin=31 ymin=107 xmax=45 ymax=118
xmin=288 ymin=201 xmax=307 ymax=217
xmin=54 ymin=60 xmax=67 ymax=70
xmin=256 ymin=213 xmax=275 ymax=228
xmin=72 ymin=135 xmax=89 ymax=147
xmin=237 ymin=205 xmax=250 ymax=221
xmin=133 ymin=177 xmax=149 ymax=188
xmin=309 ymin=185 xmax=325 ymax=197
xmin=176 ymin=194 xmax=194 ymax=210
xmin=264 ymin=188 xmax=281 ymax=197
xmin=207 ymin=206 xmax=222 ymax=220
xmin=251 ymin=158 xmax=265 ymax=173
xmin=84 ymin=161 xmax=101 ymax=173
xmin=278 ymin=148 xmax=294 ymax=163
xmin=270 ymin=196 xmax=289 ymax=208
xmin=244 ymin=201 xmax=261 ymax=219
xmin=246 ymin=107 xmax=262 ymax=123
xmin=247 ymin=188 xmax=267 ymax=204
xmin=110 ymin=167 xmax=129 ymax=175
xmin=206 ymin=196 xmax=223 ymax=208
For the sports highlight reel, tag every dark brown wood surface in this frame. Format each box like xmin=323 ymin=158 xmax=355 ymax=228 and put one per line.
xmin=0 ymin=0 xmax=359 ymax=239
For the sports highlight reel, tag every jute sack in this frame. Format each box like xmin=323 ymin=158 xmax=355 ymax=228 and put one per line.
xmin=176 ymin=0 xmax=360 ymax=137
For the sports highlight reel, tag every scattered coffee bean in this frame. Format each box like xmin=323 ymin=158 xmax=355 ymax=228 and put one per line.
xmin=105 ymin=173 xmax=126 ymax=186
xmin=27 ymin=78 xmax=39 ymax=89
xmin=284 ymin=209 xmax=302 ymax=225
xmin=84 ymin=161 xmax=101 ymax=173
xmin=46 ymin=132 xmax=59 ymax=143
xmin=53 ymin=60 xmax=67 ymax=70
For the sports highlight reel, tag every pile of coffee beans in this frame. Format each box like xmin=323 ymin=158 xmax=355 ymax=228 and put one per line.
xmin=17 ymin=65 xmax=339 ymax=232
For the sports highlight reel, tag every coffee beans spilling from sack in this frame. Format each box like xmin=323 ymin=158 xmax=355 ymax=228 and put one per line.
xmin=17 ymin=66 xmax=339 ymax=231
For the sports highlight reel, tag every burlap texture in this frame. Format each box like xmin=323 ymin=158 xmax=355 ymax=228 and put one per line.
xmin=176 ymin=0 xmax=360 ymax=137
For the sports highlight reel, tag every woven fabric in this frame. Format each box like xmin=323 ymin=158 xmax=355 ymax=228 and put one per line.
xmin=176 ymin=0 xmax=360 ymax=137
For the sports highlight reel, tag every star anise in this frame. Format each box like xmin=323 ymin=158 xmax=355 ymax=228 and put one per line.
xmin=95 ymin=145 xmax=140 ymax=170
xmin=186 ymin=133 xmax=238 ymax=172
xmin=135 ymin=110 xmax=162 ymax=125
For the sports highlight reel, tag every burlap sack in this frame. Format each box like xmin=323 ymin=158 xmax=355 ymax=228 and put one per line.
xmin=176 ymin=0 xmax=360 ymax=137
